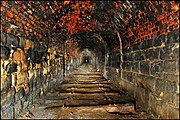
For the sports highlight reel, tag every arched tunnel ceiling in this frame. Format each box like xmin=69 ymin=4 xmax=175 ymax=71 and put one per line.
xmin=1 ymin=1 xmax=179 ymax=52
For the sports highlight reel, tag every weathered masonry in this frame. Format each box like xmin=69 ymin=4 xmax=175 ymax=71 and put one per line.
xmin=0 ymin=1 xmax=179 ymax=119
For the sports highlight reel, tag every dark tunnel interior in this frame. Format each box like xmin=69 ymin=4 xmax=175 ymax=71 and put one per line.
xmin=0 ymin=1 xmax=179 ymax=119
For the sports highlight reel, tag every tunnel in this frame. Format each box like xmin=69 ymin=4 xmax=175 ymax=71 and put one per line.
xmin=0 ymin=1 xmax=179 ymax=119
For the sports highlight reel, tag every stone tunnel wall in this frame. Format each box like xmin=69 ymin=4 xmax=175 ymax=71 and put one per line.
xmin=1 ymin=32 xmax=63 ymax=119
xmin=120 ymin=28 xmax=179 ymax=119
xmin=107 ymin=1 xmax=179 ymax=118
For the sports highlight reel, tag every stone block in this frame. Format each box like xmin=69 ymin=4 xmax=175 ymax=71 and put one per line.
xmin=22 ymin=101 xmax=29 ymax=110
xmin=164 ymin=73 xmax=179 ymax=82
xmin=132 ymin=62 xmax=139 ymax=73
xmin=123 ymin=54 xmax=127 ymax=61
xmin=21 ymin=60 xmax=28 ymax=71
xmin=155 ymin=79 xmax=166 ymax=96
xmin=127 ymin=52 xmax=134 ymax=61
xmin=165 ymin=81 xmax=177 ymax=94
xmin=139 ymin=39 xmax=153 ymax=50
xmin=148 ymin=93 xmax=167 ymax=118
xmin=134 ymin=51 xmax=146 ymax=61
xmin=6 ymin=33 xmax=19 ymax=47
xmin=167 ymin=29 xmax=179 ymax=45
xmin=160 ymin=43 xmax=179 ymax=60
xmin=1 ymin=32 xmax=6 ymax=46
xmin=156 ymin=102 xmax=169 ymax=119
xmin=35 ymin=63 xmax=41 ymax=69
xmin=25 ymin=39 xmax=34 ymax=50
xmin=6 ymin=62 xmax=17 ymax=74
xmin=133 ymin=74 xmax=156 ymax=92
xmin=167 ymin=105 xmax=179 ymax=119
xmin=31 ymin=51 xmax=43 ymax=64
xmin=15 ymin=86 xmax=25 ymax=101
xmin=1 ymin=88 xmax=15 ymax=109
xmin=154 ymin=34 xmax=166 ymax=47
xmin=16 ymin=71 xmax=28 ymax=85
xmin=13 ymin=48 xmax=25 ymax=62
xmin=126 ymin=72 xmax=133 ymax=83
xmin=19 ymin=37 xmax=26 ymax=49
xmin=28 ymin=70 xmax=34 ymax=80
xmin=14 ymin=100 xmax=22 ymax=117
xmin=145 ymin=48 xmax=160 ymax=60
xmin=125 ymin=61 xmax=132 ymax=71
xmin=1 ymin=46 xmax=10 ymax=59
xmin=122 ymin=71 xmax=127 ymax=80
xmin=11 ymin=72 xmax=17 ymax=86
xmin=150 ymin=61 xmax=164 ymax=78
xmin=1 ymin=105 xmax=14 ymax=119
xmin=122 ymin=61 xmax=126 ymax=70
xmin=134 ymin=86 xmax=148 ymax=111
xmin=177 ymin=61 xmax=179 ymax=74
xmin=1 ymin=75 xmax=12 ymax=92
xmin=140 ymin=61 xmax=150 ymax=75
xmin=163 ymin=60 xmax=177 ymax=73
xmin=1 ymin=60 xmax=5 ymax=75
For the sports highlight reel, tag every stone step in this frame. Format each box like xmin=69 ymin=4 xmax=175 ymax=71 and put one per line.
xmin=58 ymin=83 xmax=112 ymax=89
xmin=44 ymin=97 xmax=134 ymax=108
xmin=44 ymin=92 xmax=130 ymax=101
xmin=65 ymin=76 xmax=103 ymax=79
xmin=58 ymin=87 xmax=113 ymax=93
xmin=62 ymin=80 xmax=111 ymax=84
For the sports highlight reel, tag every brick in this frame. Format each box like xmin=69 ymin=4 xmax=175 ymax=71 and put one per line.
xmin=140 ymin=61 xmax=150 ymax=75
xmin=150 ymin=61 xmax=164 ymax=78
xmin=6 ymin=10 xmax=13 ymax=18
xmin=163 ymin=60 xmax=177 ymax=73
